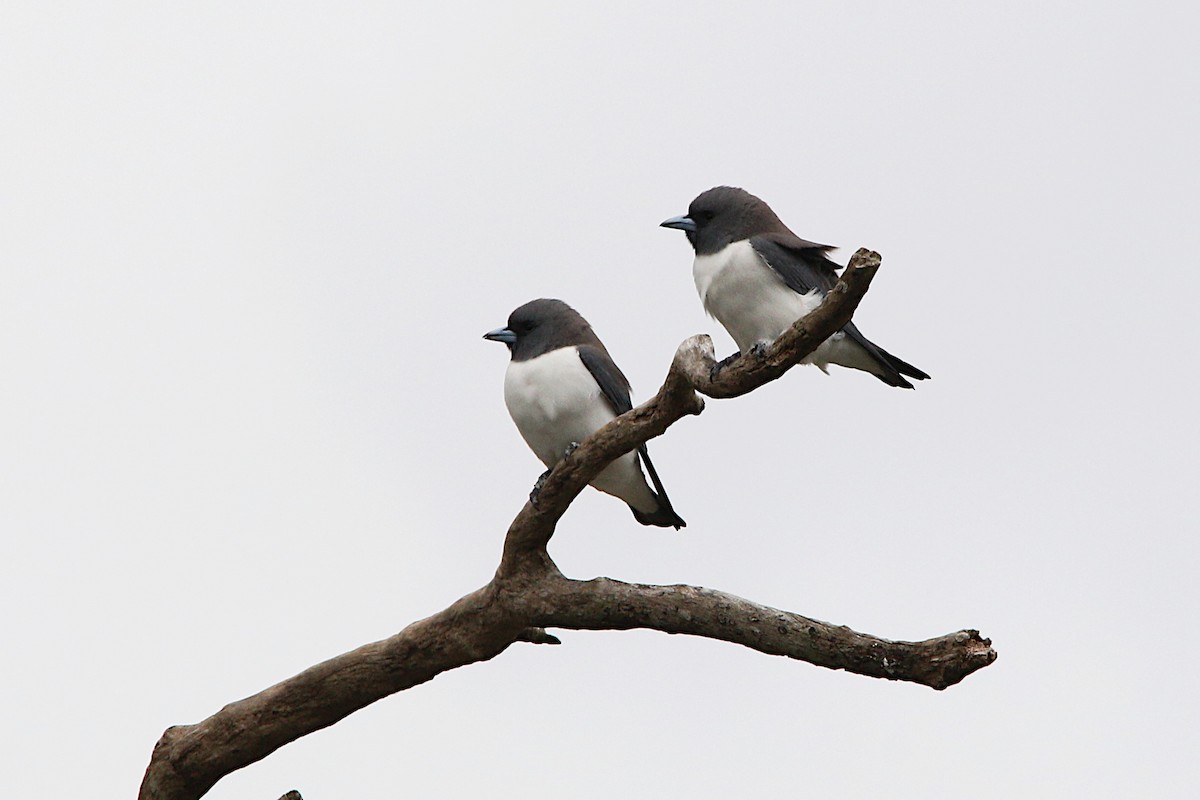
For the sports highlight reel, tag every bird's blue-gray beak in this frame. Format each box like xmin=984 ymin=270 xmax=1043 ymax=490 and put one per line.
xmin=483 ymin=327 xmax=517 ymax=345
xmin=660 ymin=215 xmax=697 ymax=232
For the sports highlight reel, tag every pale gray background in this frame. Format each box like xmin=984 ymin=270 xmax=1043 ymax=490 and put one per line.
xmin=2 ymin=3 xmax=1197 ymax=798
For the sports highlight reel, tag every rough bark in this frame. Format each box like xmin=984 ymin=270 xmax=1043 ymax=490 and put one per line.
xmin=139 ymin=249 xmax=997 ymax=800
xmin=535 ymin=576 xmax=995 ymax=691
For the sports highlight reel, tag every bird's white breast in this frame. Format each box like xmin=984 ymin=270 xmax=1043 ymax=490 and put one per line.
xmin=693 ymin=239 xmax=827 ymax=355
xmin=503 ymin=347 xmax=615 ymax=469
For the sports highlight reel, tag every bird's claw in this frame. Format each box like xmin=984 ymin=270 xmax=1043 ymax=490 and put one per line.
xmin=529 ymin=469 xmax=551 ymax=508
xmin=749 ymin=341 xmax=770 ymax=359
xmin=530 ymin=444 xmax=580 ymax=508
xmin=709 ymin=352 xmax=741 ymax=381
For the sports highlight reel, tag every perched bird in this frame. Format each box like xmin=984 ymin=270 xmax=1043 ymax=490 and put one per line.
xmin=661 ymin=186 xmax=929 ymax=388
xmin=484 ymin=299 xmax=685 ymax=529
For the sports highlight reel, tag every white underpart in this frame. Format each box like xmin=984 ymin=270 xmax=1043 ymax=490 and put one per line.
xmin=503 ymin=347 xmax=659 ymax=513
xmin=692 ymin=240 xmax=880 ymax=375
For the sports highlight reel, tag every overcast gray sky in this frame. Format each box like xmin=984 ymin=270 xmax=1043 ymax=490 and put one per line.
xmin=3 ymin=3 xmax=1197 ymax=798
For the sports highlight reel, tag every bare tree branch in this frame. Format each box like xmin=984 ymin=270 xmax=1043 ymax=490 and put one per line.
xmin=500 ymin=250 xmax=878 ymax=565
xmin=533 ymin=575 xmax=995 ymax=691
xmin=141 ymin=585 xmax=525 ymax=800
xmin=139 ymin=248 xmax=997 ymax=800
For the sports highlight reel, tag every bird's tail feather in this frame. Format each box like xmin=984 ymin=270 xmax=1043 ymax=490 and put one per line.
xmin=875 ymin=346 xmax=931 ymax=381
xmin=633 ymin=445 xmax=686 ymax=529
xmin=840 ymin=321 xmax=929 ymax=389
xmin=869 ymin=369 xmax=914 ymax=389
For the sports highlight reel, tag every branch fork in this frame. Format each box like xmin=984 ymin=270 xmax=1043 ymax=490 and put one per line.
xmin=139 ymin=248 xmax=996 ymax=800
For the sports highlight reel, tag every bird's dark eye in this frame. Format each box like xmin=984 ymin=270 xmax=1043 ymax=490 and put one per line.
xmin=700 ymin=210 xmax=715 ymax=222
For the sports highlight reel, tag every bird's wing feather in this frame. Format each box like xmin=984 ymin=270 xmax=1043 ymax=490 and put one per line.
xmin=753 ymin=233 xmax=898 ymax=370
xmin=750 ymin=232 xmax=841 ymax=294
xmin=579 ymin=346 xmax=685 ymax=527
xmin=577 ymin=345 xmax=633 ymax=416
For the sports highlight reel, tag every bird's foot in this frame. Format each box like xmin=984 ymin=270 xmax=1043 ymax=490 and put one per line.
xmin=749 ymin=341 xmax=770 ymax=359
xmin=709 ymin=352 xmax=741 ymax=382
xmin=530 ymin=444 xmax=580 ymax=508
xmin=529 ymin=469 xmax=552 ymax=508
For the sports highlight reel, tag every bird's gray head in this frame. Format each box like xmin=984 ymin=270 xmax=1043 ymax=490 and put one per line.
xmin=483 ymin=298 xmax=599 ymax=361
xmin=660 ymin=186 xmax=788 ymax=255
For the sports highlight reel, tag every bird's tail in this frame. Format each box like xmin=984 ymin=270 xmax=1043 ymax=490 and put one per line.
xmin=839 ymin=321 xmax=930 ymax=389
xmin=875 ymin=345 xmax=931 ymax=382
xmin=631 ymin=445 xmax=686 ymax=529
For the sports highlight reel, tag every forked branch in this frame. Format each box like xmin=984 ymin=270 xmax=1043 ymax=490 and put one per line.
xmin=139 ymin=249 xmax=996 ymax=800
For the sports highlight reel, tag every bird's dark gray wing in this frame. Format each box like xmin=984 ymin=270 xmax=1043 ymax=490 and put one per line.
xmin=750 ymin=232 xmax=841 ymax=294
xmin=753 ymin=233 xmax=917 ymax=384
xmin=577 ymin=345 xmax=633 ymax=416
xmin=578 ymin=345 xmax=685 ymax=527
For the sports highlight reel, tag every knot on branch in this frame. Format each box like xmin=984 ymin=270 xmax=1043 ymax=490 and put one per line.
xmin=927 ymin=629 xmax=998 ymax=690
xmin=516 ymin=627 xmax=562 ymax=645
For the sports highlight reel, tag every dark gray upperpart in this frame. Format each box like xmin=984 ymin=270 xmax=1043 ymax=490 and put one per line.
xmin=482 ymin=298 xmax=686 ymax=529
xmin=483 ymin=299 xmax=610 ymax=363
xmin=661 ymin=188 xmax=931 ymax=388
xmin=483 ymin=298 xmax=633 ymax=417
xmin=662 ymin=185 xmax=834 ymax=257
